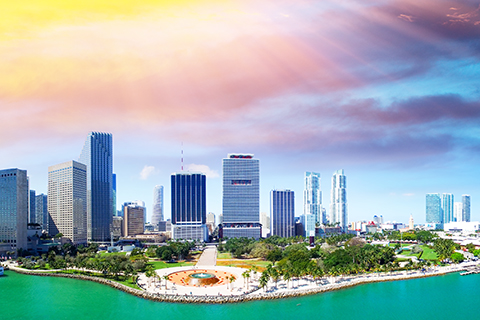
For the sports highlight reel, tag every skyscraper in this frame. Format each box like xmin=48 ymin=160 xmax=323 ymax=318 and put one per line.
xmin=48 ymin=161 xmax=87 ymax=245
xmin=123 ymin=204 xmax=145 ymax=237
xmin=442 ymin=193 xmax=454 ymax=224
xmin=171 ymin=172 xmax=207 ymax=241
xmin=453 ymin=202 xmax=462 ymax=222
xmin=0 ymin=168 xmax=28 ymax=253
xmin=330 ymin=169 xmax=347 ymax=232
xmin=270 ymin=189 xmax=295 ymax=238
xmin=304 ymin=172 xmax=322 ymax=224
xmin=29 ymin=189 xmax=36 ymax=224
xmin=79 ymin=132 xmax=113 ymax=242
xmin=222 ymin=154 xmax=261 ymax=239
xmin=35 ymin=194 xmax=48 ymax=229
xmin=463 ymin=194 xmax=471 ymax=222
xmin=152 ymin=185 xmax=164 ymax=228
xmin=426 ymin=193 xmax=442 ymax=225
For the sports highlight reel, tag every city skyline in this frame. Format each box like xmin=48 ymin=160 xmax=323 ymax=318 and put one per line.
xmin=1 ymin=0 xmax=479 ymax=224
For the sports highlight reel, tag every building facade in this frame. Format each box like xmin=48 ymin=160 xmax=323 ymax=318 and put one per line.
xmin=79 ymin=132 xmax=113 ymax=242
xmin=330 ymin=169 xmax=347 ymax=232
xmin=270 ymin=190 xmax=295 ymax=238
xmin=35 ymin=194 xmax=48 ymax=229
xmin=454 ymin=202 xmax=463 ymax=222
xmin=48 ymin=161 xmax=87 ymax=245
xmin=304 ymin=172 xmax=322 ymax=224
xmin=442 ymin=193 xmax=454 ymax=224
xmin=152 ymin=185 xmax=164 ymax=228
xmin=29 ymin=189 xmax=36 ymax=224
xmin=123 ymin=204 xmax=145 ymax=237
xmin=0 ymin=168 xmax=28 ymax=253
xmin=426 ymin=193 xmax=443 ymax=225
xmin=171 ymin=172 xmax=207 ymax=241
xmin=463 ymin=194 xmax=471 ymax=222
xmin=222 ymin=154 xmax=261 ymax=239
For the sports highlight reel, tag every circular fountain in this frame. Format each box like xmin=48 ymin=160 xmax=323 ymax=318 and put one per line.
xmin=187 ymin=272 xmax=220 ymax=286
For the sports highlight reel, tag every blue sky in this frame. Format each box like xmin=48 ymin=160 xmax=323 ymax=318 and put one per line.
xmin=1 ymin=0 xmax=479 ymax=224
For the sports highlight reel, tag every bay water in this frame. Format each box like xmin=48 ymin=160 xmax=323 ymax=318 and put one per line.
xmin=1 ymin=271 xmax=478 ymax=320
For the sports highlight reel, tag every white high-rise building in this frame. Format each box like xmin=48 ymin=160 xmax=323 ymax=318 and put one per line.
xmin=48 ymin=161 xmax=87 ymax=245
xmin=152 ymin=185 xmax=164 ymax=228
xmin=330 ymin=169 xmax=347 ymax=232
xmin=222 ymin=154 xmax=261 ymax=239
xmin=442 ymin=193 xmax=454 ymax=224
xmin=454 ymin=202 xmax=463 ymax=222
xmin=304 ymin=172 xmax=323 ymax=224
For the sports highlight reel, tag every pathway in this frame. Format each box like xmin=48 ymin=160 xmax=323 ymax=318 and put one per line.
xmin=196 ymin=245 xmax=217 ymax=267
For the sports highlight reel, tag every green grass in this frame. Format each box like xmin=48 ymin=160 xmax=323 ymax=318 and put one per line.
xmin=98 ymin=251 xmax=127 ymax=257
xmin=419 ymin=245 xmax=438 ymax=260
xmin=148 ymin=260 xmax=194 ymax=270
xmin=217 ymin=252 xmax=232 ymax=259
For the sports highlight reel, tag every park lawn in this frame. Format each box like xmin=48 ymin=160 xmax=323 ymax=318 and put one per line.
xmin=420 ymin=245 xmax=438 ymax=260
xmin=217 ymin=252 xmax=232 ymax=259
xmin=216 ymin=259 xmax=272 ymax=271
xmin=115 ymin=277 xmax=141 ymax=290
xmin=148 ymin=260 xmax=195 ymax=270
xmin=98 ymin=251 xmax=128 ymax=257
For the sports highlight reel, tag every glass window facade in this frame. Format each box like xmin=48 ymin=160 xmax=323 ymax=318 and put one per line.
xmin=426 ymin=193 xmax=443 ymax=224
xmin=330 ymin=169 xmax=347 ymax=232
xmin=270 ymin=190 xmax=295 ymax=238
xmin=0 ymin=169 xmax=28 ymax=251
xmin=79 ymin=132 xmax=113 ymax=242
xmin=222 ymin=154 xmax=260 ymax=239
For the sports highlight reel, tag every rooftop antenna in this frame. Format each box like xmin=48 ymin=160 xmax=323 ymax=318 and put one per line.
xmin=181 ymin=142 xmax=184 ymax=171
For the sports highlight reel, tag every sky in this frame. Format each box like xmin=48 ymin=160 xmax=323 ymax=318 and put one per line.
xmin=1 ymin=0 xmax=479 ymax=224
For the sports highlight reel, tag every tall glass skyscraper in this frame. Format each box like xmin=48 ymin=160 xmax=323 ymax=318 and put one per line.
xmin=270 ymin=189 xmax=295 ymax=238
xmin=79 ymin=132 xmax=113 ymax=242
xmin=330 ymin=169 xmax=347 ymax=232
xmin=426 ymin=193 xmax=442 ymax=225
xmin=48 ymin=161 xmax=87 ymax=245
xmin=152 ymin=185 xmax=164 ymax=228
xmin=29 ymin=189 xmax=36 ymax=224
xmin=463 ymin=194 xmax=471 ymax=222
xmin=304 ymin=172 xmax=322 ymax=224
xmin=35 ymin=194 xmax=48 ymax=229
xmin=222 ymin=154 xmax=261 ymax=239
xmin=0 ymin=168 xmax=28 ymax=253
xmin=442 ymin=193 xmax=454 ymax=224
xmin=171 ymin=172 xmax=207 ymax=241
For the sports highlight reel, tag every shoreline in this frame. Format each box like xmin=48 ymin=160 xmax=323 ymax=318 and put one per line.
xmin=6 ymin=262 xmax=479 ymax=304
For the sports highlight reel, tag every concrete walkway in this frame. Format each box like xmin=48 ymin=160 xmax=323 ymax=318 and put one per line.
xmin=196 ymin=245 xmax=217 ymax=267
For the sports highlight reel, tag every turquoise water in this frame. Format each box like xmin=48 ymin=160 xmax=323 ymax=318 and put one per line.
xmin=1 ymin=271 xmax=479 ymax=320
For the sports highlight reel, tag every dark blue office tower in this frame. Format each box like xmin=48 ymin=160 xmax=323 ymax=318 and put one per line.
xmin=79 ymin=132 xmax=113 ymax=242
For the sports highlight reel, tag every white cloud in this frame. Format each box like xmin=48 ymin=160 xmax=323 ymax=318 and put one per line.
xmin=403 ymin=193 xmax=415 ymax=197
xmin=185 ymin=164 xmax=219 ymax=178
xmin=139 ymin=165 xmax=157 ymax=180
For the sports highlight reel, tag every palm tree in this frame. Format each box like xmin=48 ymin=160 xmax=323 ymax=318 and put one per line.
xmin=270 ymin=267 xmax=280 ymax=289
xmin=242 ymin=270 xmax=251 ymax=290
xmin=229 ymin=275 xmax=236 ymax=291
xmin=163 ymin=275 xmax=169 ymax=289
xmin=259 ymin=272 xmax=269 ymax=292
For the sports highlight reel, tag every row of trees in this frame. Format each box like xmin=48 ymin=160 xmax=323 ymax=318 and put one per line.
xmin=145 ymin=240 xmax=197 ymax=261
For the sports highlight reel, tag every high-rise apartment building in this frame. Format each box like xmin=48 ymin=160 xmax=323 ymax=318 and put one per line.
xmin=463 ymin=195 xmax=471 ymax=222
xmin=270 ymin=190 xmax=295 ymax=238
xmin=0 ymin=169 xmax=28 ymax=253
xmin=35 ymin=194 xmax=48 ymax=229
xmin=442 ymin=193 xmax=454 ymax=224
xmin=48 ymin=161 xmax=87 ymax=245
xmin=222 ymin=154 xmax=261 ymax=239
xmin=152 ymin=185 xmax=164 ymax=228
xmin=304 ymin=172 xmax=322 ymax=224
xmin=123 ymin=204 xmax=145 ymax=237
xmin=330 ymin=169 xmax=347 ymax=232
xmin=454 ymin=202 xmax=463 ymax=222
xmin=79 ymin=132 xmax=113 ymax=241
xmin=426 ymin=193 xmax=443 ymax=225
xmin=206 ymin=212 xmax=215 ymax=227
xmin=171 ymin=172 xmax=207 ymax=241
